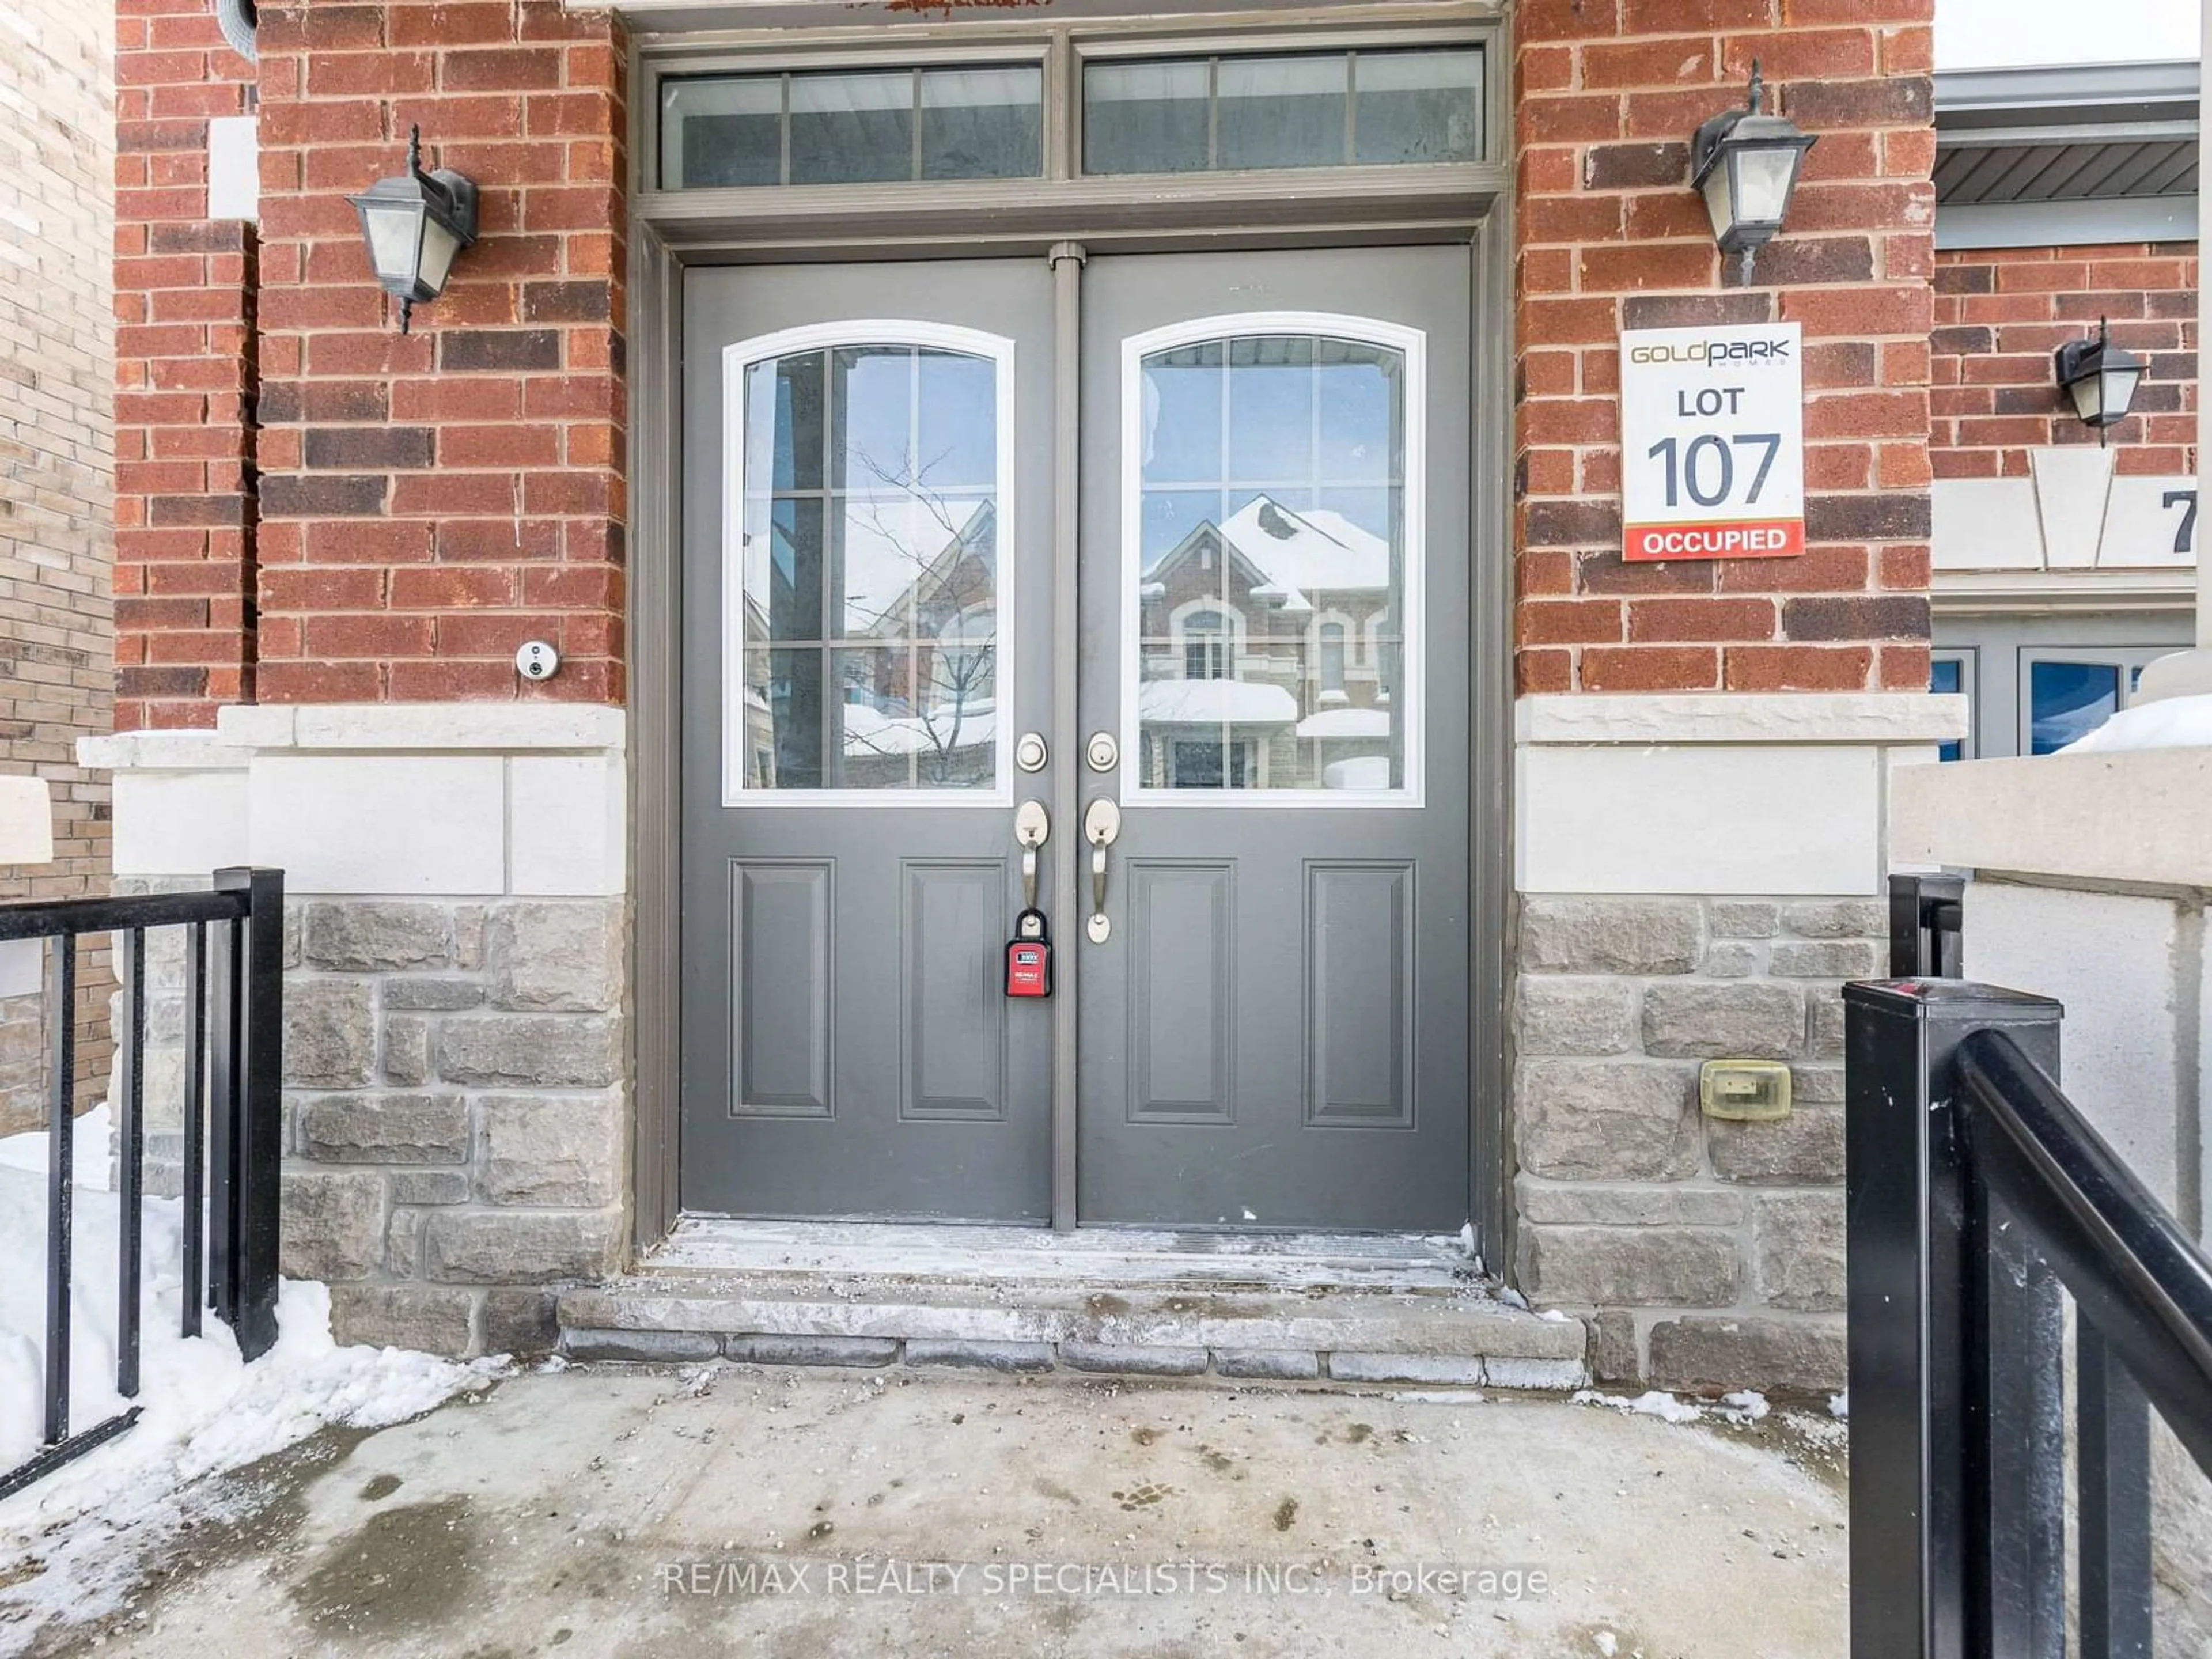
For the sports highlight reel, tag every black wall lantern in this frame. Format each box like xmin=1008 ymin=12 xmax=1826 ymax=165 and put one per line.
xmin=1691 ymin=63 xmax=1818 ymax=286
xmin=2054 ymin=316 xmax=2146 ymax=441
xmin=347 ymin=126 xmax=478 ymax=333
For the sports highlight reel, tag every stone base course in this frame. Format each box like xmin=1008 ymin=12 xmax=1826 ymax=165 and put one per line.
xmin=1513 ymin=894 xmax=1875 ymax=1389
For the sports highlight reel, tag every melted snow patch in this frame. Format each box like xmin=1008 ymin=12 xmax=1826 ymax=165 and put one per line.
xmin=1571 ymin=1388 xmax=1703 ymax=1424
xmin=0 ymin=1116 xmax=489 ymax=1632
xmin=1721 ymin=1390 xmax=1770 ymax=1422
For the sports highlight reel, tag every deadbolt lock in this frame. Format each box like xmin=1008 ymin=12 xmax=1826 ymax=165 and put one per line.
xmin=1085 ymin=732 xmax=1118 ymax=772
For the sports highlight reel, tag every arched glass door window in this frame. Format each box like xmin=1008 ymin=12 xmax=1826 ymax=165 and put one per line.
xmin=725 ymin=323 xmax=1013 ymax=800
xmin=1125 ymin=313 xmax=1424 ymax=801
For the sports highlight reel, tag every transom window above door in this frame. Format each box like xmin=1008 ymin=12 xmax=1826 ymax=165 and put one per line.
xmin=664 ymin=66 xmax=1045 ymax=189
xmin=651 ymin=37 xmax=1489 ymax=194
xmin=722 ymin=324 xmax=1012 ymax=801
xmin=1084 ymin=48 xmax=1483 ymax=175
xmin=1123 ymin=315 xmax=1425 ymax=804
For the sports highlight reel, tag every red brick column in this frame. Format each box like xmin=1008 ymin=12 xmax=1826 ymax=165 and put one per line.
xmin=251 ymin=2 xmax=628 ymax=705
xmin=113 ymin=0 xmax=257 ymax=731
xmin=1933 ymin=243 xmax=2199 ymax=480
xmin=1513 ymin=0 xmax=1938 ymax=698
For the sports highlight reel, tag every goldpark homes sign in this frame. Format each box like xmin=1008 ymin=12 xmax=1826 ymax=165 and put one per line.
xmin=1619 ymin=321 xmax=1805 ymax=563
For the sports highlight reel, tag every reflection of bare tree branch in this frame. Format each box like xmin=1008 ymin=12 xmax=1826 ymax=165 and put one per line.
xmin=834 ymin=439 xmax=997 ymax=785
xmin=918 ymin=640 xmax=993 ymax=785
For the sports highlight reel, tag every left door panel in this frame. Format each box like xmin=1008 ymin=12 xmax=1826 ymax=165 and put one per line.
xmin=681 ymin=260 xmax=1056 ymax=1221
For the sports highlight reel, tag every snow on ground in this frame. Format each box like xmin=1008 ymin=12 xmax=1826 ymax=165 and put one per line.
xmin=0 ymin=1110 xmax=491 ymax=1634
xmin=1571 ymin=1388 xmax=1782 ymax=1429
xmin=1573 ymin=1388 xmax=1707 ymax=1425
xmin=2062 ymin=691 xmax=2212 ymax=755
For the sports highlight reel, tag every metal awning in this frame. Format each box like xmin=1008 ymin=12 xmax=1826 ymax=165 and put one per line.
xmin=1934 ymin=60 xmax=2199 ymax=248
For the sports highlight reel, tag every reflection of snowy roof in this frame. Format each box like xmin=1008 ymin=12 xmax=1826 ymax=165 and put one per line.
xmin=841 ymin=701 xmax=996 ymax=756
xmin=1156 ymin=497 xmax=1390 ymax=609
xmin=1296 ymin=707 xmax=1391 ymax=740
xmin=1139 ymin=679 xmax=1298 ymax=726
xmin=1323 ymin=755 xmax=1392 ymax=790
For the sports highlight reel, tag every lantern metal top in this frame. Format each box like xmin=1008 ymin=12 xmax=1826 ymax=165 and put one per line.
xmin=1689 ymin=62 xmax=1820 ymax=284
xmin=1690 ymin=63 xmax=1817 ymax=192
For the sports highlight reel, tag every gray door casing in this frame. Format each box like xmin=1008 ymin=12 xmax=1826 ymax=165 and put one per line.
xmin=681 ymin=259 xmax=1058 ymax=1221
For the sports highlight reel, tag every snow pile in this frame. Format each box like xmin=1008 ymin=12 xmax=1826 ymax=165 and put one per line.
xmin=2061 ymin=691 xmax=2212 ymax=755
xmin=0 ymin=1110 xmax=490 ymax=1627
xmin=1721 ymin=1389 xmax=1771 ymax=1422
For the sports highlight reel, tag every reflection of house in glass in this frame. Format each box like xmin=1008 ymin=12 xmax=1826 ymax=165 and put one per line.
xmin=743 ymin=499 xmax=997 ymax=790
xmin=1139 ymin=495 xmax=1399 ymax=790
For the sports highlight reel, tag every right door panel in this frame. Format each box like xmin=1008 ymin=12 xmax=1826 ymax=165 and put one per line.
xmin=1077 ymin=246 xmax=1473 ymax=1231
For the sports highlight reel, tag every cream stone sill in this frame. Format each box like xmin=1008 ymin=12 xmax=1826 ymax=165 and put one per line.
xmin=82 ymin=704 xmax=626 ymax=772
xmin=221 ymin=703 xmax=625 ymax=753
xmin=1517 ymin=692 xmax=1969 ymax=747
xmin=1891 ymin=748 xmax=2212 ymax=891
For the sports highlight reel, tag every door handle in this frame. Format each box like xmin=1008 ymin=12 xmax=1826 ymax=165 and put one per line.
xmin=1082 ymin=797 xmax=1120 ymax=944
xmin=1014 ymin=799 xmax=1048 ymax=912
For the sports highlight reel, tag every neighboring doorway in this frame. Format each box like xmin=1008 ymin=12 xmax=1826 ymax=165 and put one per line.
xmin=680 ymin=245 xmax=1474 ymax=1231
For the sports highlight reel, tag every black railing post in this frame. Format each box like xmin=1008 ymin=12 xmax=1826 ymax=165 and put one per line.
xmin=1844 ymin=978 xmax=2065 ymax=1659
xmin=214 ymin=867 xmax=283 ymax=1361
xmin=181 ymin=919 xmax=206 ymax=1339
xmin=1889 ymin=872 xmax=1965 ymax=978
xmin=43 ymin=935 xmax=75 ymax=1446
xmin=2077 ymin=1323 xmax=2153 ymax=1658
xmin=206 ymin=904 xmax=242 ymax=1331
xmin=116 ymin=927 xmax=145 ymax=1398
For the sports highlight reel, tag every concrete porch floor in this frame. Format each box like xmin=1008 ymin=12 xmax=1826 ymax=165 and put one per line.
xmin=21 ymin=1363 xmax=1850 ymax=1658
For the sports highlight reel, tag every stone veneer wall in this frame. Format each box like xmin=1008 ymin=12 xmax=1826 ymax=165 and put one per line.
xmin=1514 ymin=894 xmax=1879 ymax=1391
xmin=282 ymin=897 xmax=626 ymax=1355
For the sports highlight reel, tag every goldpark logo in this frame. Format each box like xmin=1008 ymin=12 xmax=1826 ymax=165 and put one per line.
xmin=1626 ymin=336 xmax=1793 ymax=366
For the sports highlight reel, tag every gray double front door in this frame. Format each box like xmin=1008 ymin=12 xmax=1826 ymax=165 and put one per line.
xmin=680 ymin=245 xmax=1472 ymax=1231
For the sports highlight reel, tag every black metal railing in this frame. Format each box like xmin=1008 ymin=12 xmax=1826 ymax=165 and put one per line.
xmin=1846 ymin=977 xmax=2212 ymax=1659
xmin=1889 ymin=869 xmax=1964 ymax=977
xmin=0 ymin=868 xmax=285 ymax=1501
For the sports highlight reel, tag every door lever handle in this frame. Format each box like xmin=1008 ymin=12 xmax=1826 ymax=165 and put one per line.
xmin=1014 ymin=800 xmax=1048 ymax=912
xmin=1082 ymin=797 xmax=1120 ymax=943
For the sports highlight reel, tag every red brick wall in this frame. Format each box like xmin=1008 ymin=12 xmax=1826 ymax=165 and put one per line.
xmin=246 ymin=0 xmax=628 ymax=706
xmin=1931 ymin=241 xmax=2198 ymax=480
xmin=1514 ymin=0 xmax=1937 ymax=698
xmin=113 ymin=0 xmax=257 ymax=730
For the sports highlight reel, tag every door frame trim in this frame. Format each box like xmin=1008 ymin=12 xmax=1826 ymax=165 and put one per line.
xmin=626 ymin=14 xmax=1516 ymax=1266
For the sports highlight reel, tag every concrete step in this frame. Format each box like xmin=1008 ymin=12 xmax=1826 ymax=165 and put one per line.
xmin=556 ymin=1221 xmax=1589 ymax=1389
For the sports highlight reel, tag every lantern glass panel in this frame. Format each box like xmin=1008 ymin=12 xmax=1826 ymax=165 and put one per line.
xmin=1699 ymin=165 xmax=1736 ymax=243
xmin=418 ymin=216 xmax=464 ymax=295
xmin=2097 ymin=362 xmax=2142 ymax=425
xmin=361 ymin=199 xmax=428 ymax=289
xmin=1730 ymin=145 xmax=1800 ymax=228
